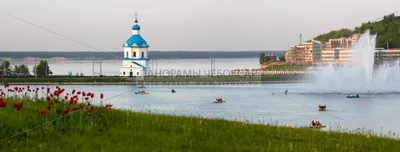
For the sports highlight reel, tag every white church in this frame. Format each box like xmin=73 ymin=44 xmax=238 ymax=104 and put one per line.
xmin=120 ymin=14 xmax=150 ymax=77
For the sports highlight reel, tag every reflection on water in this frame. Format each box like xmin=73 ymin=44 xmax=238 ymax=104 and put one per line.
xmin=13 ymin=83 xmax=400 ymax=137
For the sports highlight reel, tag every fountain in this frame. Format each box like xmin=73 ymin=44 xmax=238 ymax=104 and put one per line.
xmin=303 ymin=30 xmax=400 ymax=94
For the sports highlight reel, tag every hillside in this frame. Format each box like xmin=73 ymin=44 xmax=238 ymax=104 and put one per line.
xmin=313 ymin=13 xmax=400 ymax=48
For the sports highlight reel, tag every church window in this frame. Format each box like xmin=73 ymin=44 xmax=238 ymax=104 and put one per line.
xmin=133 ymin=52 xmax=136 ymax=57
xmin=142 ymin=52 xmax=144 ymax=58
xmin=126 ymin=52 xmax=128 ymax=57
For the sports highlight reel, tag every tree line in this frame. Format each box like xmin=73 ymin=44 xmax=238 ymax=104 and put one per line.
xmin=313 ymin=13 xmax=400 ymax=48
xmin=0 ymin=60 xmax=52 ymax=77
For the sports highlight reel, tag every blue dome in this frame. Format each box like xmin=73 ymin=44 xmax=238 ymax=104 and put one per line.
xmin=132 ymin=24 xmax=140 ymax=30
xmin=125 ymin=35 xmax=148 ymax=48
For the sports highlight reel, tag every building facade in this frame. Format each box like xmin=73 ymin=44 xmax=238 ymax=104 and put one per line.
xmin=120 ymin=15 xmax=150 ymax=77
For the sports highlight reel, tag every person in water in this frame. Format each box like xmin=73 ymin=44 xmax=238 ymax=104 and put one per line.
xmin=172 ymin=89 xmax=176 ymax=93
xmin=356 ymin=94 xmax=359 ymax=97
xmin=285 ymin=90 xmax=288 ymax=95
xmin=311 ymin=120 xmax=315 ymax=126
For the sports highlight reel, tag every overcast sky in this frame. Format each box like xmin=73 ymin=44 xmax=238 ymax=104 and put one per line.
xmin=0 ymin=0 xmax=398 ymax=52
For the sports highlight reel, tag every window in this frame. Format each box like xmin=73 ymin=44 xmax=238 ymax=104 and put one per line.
xmin=142 ymin=52 xmax=144 ymax=57
xmin=123 ymin=72 xmax=125 ymax=75
xmin=126 ymin=52 xmax=128 ymax=57
xmin=133 ymin=52 xmax=136 ymax=57
xmin=137 ymin=72 xmax=139 ymax=75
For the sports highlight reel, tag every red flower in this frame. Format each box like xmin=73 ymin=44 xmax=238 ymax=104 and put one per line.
xmin=100 ymin=93 xmax=104 ymax=99
xmin=87 ymin=102 xmax=91 ymax=106
xmin=46 ymin=105 xmax=51 ymax=110
xmin=13 ymin=102 xmax=23 ymax=111
xmin=79 ymin=104 xmax=84 ymax=109
xmin=90 ymin=93 xmax=94 ymax=98
xmin=46 ymin=96 xmax=51 ymax=101
xmin=53 ymin=99 xmax=58 ymax=103
xmin=64 ymin=96 xmax=68 ymax=100
xmin=88 ymin=113 xmax=93 ymax=117
xmin=82 ymin=92 xmax=86 ymax=96
xmin=105 ymin=104 xmax=112 ymax=110
xmin=72 ymin=89 xmax=76 ymax=94
xmin=85 ymin=97 xmax=89 ymax=100
xmin=0 ymin=99 xmax=6 ymax=107
xmin=72 ymin=107 xmax=80 ymax=111
xmin=39 ymin=109 xmax=47 ymax=115
xmin=88 ymin=109 xmax=92 ymax=113
xmin=77 ymin=91 xmax=81 ymax=95
xmin=2 ymin=123 xmax=6 ymax=127
xmin=62 ymin=108 xmax=70 ymax=116
xmin=49 ymin=101 xmax=54 ymax=105
xmin=4 ymin=83 xmax=9 ymax=88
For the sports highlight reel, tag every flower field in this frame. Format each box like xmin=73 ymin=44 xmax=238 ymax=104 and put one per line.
xmin=0 ymin=84 xmax=400 ymax=151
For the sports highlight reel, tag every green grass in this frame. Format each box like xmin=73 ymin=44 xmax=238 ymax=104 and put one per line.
xmin=1 ymin=94 xmax=400 ymax=151
xmin=262 ymin=65 xmax=309 ymax=71
xmin=0 ymin=77 xmax=123 ymax=83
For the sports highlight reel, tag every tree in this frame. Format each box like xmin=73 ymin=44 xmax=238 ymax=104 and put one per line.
xmin=33 ymin=60 xmax=52 ymax=77
xmin=279 ymin=55 xmax=286 ymax=62
xmin=259 ymin=53 xmax=265 ymax=64
xmin=0 ymin=60 xmax=12 ymax=75
xmin=13 ymin=64 xmax=30 ymax=75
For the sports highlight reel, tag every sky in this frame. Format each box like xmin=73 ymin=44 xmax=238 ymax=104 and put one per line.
xmin=0 ymin=0 xmax=398 ymax=52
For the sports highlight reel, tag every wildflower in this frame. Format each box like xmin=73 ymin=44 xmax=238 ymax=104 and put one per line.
xmin=72 ymin=107 xmax=80 ymax=111
xmin=77 ymin=91 xmax=81 ymax=95
xmin=85 ymin=97 xmax=89 ymax=100
xmin=62 ymin=110 xmax=69 ymax=116
xmin=46 ymin=105 xmax=51 ymax=110
xmin=79 ymin=104 xmax=84 ymax=109
xmin=72 ymin=89 xmax=76 ymax=94
xmin=46 ymin=96 xmax=51 ymax=101
xmin=88 ymin=109 xmax=92 ymax=113
xmin=39 ymin=109 xmax=47 ymax=115
xmin=0 ymin=98 xmax=6 ymax=107
xmin=49 ymin=101 xmax=54 ymax=105
xmin=82 ymin=92 xmax=86 ymax=96
xmin=53 ymin=99 xmax=58 ymax=103
xmin=13 ymin=102 xmax=23 ymax=111
xmin=88 ymin=113 xmax=93 ymax=117
xmin=100 ymin=93 xmax=104 ymax=99
xmin=2 ymin=123 xmax=6 ymax=127
xmin=90 ymin=93 xmax=94 ymax=98
xmin=4 ymin=83 xmax=9 ymax=88
xmin=64 ymin=96 xmax=68 ymax=100
xmin=105 ymin=104 xmax=112 ymax=110
xmin=87 ymin=102 xmax=91 ymax=106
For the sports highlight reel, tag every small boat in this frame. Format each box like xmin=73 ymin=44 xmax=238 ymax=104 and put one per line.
xmin=318 ymin=105 xmax=327 ymax=111
xmin=135 ymin=91 xmax=148 ymax=94
xmin=308 ymin=125 xmax=326 ymax=129
xmin=213 ymin=101 xmax=226 ymax=103
xmin=347 ymin=95 xmax=360 ymax=98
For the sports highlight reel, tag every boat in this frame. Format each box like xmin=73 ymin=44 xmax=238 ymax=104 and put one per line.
xmin=213 ymin=100 xmax=226 ymax=103
xmin=137 ymin=85 xmax=145 ymax=88
xmin=308 ymin=125 xmax=326 ymax=129
xmin=318 ymin=105 xmax=327 ymax=111
xmin=347 ymin=95 xmax=360 ymax=98
xmin=135 ymin=91 xmax=148 ymax=94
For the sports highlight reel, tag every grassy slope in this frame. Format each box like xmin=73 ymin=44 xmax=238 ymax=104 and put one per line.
xmin=1 ymin=98 xmax=400 ymax=152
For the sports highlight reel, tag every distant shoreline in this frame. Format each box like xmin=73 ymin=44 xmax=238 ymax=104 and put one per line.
xmin=5 ymin=80 xmax=307 ymax=85
xmin=0 ymin=51 xmax=285 ymax=60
